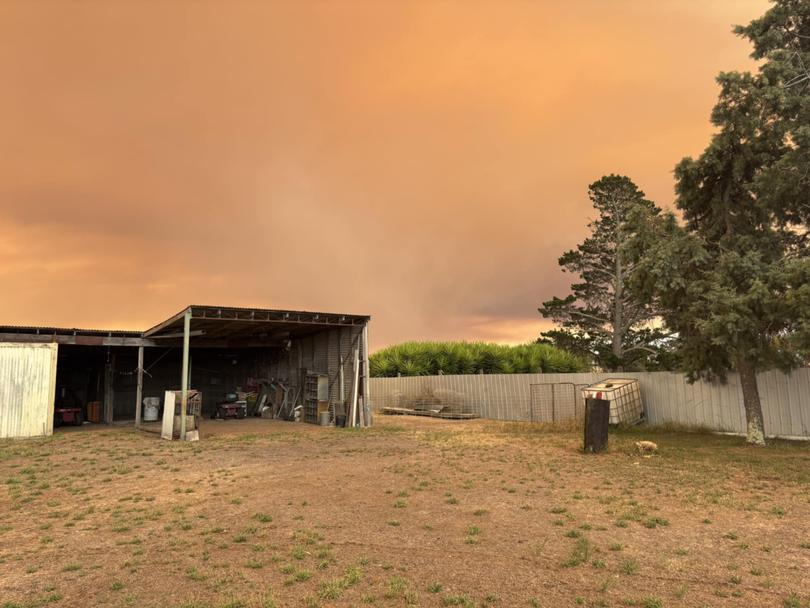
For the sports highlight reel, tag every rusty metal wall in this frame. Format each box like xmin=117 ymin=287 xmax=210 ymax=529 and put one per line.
xmin=0 ymin=343 xmax=58 ymax=439
xmin=370 ymin=368 xmax=810 ymax=439
xmin=283 ymin=324 xmax=366 ymax=415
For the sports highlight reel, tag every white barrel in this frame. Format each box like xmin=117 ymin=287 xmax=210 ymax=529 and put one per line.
xmin=143 ymin=397 xmax=160 ymax=422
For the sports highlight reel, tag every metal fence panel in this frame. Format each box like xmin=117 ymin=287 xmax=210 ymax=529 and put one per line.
xmin=530 ymin=383 xmax=578 ymax=422
xmin=370 ymin=368 xmax=810 ymax=439
xmin=529 ymin=384 xmax=553 ymax=422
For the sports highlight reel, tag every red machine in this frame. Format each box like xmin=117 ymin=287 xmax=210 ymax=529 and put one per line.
xmin=54 ymin=386 xmax=84 ymax=427
xmin=213 ymin=393 xmax=247 ymax=419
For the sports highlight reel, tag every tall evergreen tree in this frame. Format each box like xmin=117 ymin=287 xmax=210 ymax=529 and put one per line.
xmin=628 ymin=0 xmax=810 ymax=445
xmin=739 ymin=0 xmax=810 ymax=239
xmin=538 ymin=175 xmax=671 ymax=371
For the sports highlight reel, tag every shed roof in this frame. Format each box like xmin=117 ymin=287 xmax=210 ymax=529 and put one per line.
xmin=0 ymin=305 xmax=369 ymax=348
xmin=144 ymin=305 xmax=369 ymax=344
xmin=0 ymin=325 xmax=141 ymax=337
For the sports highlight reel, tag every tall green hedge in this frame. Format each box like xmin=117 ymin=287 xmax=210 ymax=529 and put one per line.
xmin=370 ymin=341 xmax=588 ymax=377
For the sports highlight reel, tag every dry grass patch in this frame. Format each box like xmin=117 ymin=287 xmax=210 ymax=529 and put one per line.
xmin=0 ymin=417 xmax=807 ymax=607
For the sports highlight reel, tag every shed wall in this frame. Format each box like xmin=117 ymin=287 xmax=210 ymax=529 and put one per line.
xmin=0 ymin=343 xmax=58 ymax=439
xmin=276 ymin=325 xmax=366 ymax=416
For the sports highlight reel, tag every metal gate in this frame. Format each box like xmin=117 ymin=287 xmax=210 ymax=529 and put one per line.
xmin=529 ymin=383 xmax=589 ymax=422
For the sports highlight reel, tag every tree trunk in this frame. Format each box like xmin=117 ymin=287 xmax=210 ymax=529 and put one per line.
xmin=612 ymin=255 xmax=624 ymax=372
xmin=737 ymin=357 xmax=766 ymax=445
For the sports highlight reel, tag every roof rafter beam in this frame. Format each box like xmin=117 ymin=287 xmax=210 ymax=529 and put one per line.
xmin=150 ymin=330 xmax=206 ymax=339
xmin=0 ymin=333 xmax=159 ymax=347
xmin=142 ymin=306 xmax=192 ymax=337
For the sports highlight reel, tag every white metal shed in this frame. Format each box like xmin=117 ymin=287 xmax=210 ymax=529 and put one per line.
xmin=0 ymin=343 xmax=58 ymax=439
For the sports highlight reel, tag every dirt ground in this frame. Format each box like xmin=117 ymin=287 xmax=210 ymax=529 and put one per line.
xmin=1 ymin=416 xmax=809 ymax=608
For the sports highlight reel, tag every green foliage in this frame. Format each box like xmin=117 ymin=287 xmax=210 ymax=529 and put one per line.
xmin=626 ymin=0 xmax=810 ymax=443
xmin=538 ymin=175 xmax=674 ymax=371
xmin=628 ymin=210 xmax=807 ymax=381
xmin=736 ymin=0 xmax=810 ymax=235
xmin=537 ymin=328 xmax=679 ymax=372
xmin=629 ymin=1 xmax=810 ymax=378
xmin=369 ymin=341 xmax=588 ymax=377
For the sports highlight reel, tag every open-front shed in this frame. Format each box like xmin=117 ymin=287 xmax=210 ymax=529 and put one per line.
xmin=0 ymin=305 xmax=371 ymax=438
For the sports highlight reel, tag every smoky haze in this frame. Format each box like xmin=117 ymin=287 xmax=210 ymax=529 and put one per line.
xmin=0 ymin=0 xmax=765 ymax=348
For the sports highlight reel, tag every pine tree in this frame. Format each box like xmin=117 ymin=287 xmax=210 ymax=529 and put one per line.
xmin=629 ymin=0 xmax=810 ymax=445
xmin=739 ymin=0 xmax=810 ymax=238
xmin=538 ymin=175 xmax=671 ymax=371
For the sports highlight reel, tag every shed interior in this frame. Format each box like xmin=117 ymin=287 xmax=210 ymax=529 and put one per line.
xmin=0 ymin=305 xmax=371 ymax=434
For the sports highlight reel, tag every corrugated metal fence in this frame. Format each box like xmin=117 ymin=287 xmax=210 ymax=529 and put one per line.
xmin=0 ymin=343 xmax=58 ymax=439
xmin=370 ymin=368 xmax=810 ymax=439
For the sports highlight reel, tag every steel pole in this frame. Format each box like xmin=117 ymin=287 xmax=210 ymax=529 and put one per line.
xmin=135 ymin=346 xmax=144 ymax=429
xmin=362 ymin=322 xmax=370 ymax=427
xmin=180 ymin=309 xmax=191 ymax=440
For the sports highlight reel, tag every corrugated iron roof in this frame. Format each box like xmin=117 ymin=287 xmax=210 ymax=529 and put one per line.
xmin=1 ymin=305 xmax=370 ymax=341
xmin=190 ymin=304 xmax=370 ymax=321
xmin=143 ymin=304 xmax=370 ymax=337
xmin=0 ymin=325 xmax=142 ymax=337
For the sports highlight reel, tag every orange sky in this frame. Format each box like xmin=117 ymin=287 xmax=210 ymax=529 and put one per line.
xmin=0 ymin=0 xmax=768 ymax=349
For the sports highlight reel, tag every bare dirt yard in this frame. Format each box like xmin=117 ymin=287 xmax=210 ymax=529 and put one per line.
xmin=1 ymin=416 xmax=809 ymax=608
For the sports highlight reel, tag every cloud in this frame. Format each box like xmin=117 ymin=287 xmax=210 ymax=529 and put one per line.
xmin=0 ymin=0 xmax=767 ymax=348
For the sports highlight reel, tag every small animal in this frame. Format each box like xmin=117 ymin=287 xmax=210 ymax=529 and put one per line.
xmin=635 ymin=440 xmax=658 ymax=455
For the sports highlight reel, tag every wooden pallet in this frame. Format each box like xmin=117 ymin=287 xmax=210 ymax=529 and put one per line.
xmin=380 ymin=406 xmax=479 ymax=420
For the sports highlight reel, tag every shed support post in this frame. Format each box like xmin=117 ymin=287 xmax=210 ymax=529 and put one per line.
xmin=103 ymin=363 xmax=111 ymax=424
xmin=350 ymin=345 xmax=360 ymax=427
xmin=135 ymin=346 xmax=144 ymax=428
xmin=339 ymin=360 xmax=345 ymax=421
xmin=362 ymin=323 xmax=370 ymax=427
xmin=180 ymin=309 xmax=191 ymax=440
xmin=103 ymin=354 xmax=116 ymax=424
